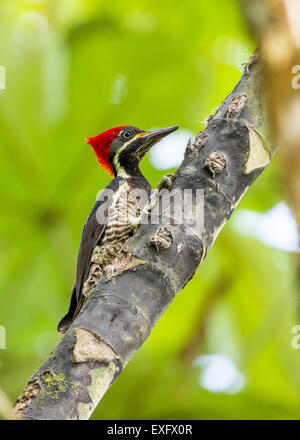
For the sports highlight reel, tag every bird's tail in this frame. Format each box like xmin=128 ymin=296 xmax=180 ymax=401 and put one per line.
xmin=57 ymin=314 xmax=73 ymax=334
xmin=57 ymin=283 xmax=77 ymax=334
xmin=57 ymin=285 xmax=86 ymax=334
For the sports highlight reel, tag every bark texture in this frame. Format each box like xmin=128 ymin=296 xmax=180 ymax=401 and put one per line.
xmin=241 ymin=0 xmax=300 ymax=233
xmin=14 ymin=54 xmax=272 ymax=420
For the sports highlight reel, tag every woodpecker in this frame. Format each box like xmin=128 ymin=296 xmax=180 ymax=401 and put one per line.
xmin=58 ymin=124 xmax=179 ymax=334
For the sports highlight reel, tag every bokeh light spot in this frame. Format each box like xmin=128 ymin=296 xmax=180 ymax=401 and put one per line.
xmin=149 ymin=129 xmax=192 ymax=170
xmin=194 ymin=353 xmax=245 ymax=395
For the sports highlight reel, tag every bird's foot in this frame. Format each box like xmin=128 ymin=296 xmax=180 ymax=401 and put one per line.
xmin=142 ymin=174 xmax=175 ymax=217
xmin=142 ymin=189 xmax=159 ymax=216
xmin=157 ymin=173 xmax=175 ymax=192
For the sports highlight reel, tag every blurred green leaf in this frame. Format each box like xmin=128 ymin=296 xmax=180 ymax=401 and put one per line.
xmin=0 ymin=0 xmax=299 ymax=420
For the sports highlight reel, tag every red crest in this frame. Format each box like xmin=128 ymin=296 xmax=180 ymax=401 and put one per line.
xmin=86 ymin=126 xmax=129 ymax=176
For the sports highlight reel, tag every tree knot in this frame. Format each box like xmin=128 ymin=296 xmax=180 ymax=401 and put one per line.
xmin=225 ymin=94 xmax=248 ymax=119
xmin=148 ymin=226 xmax=173 ymax=251
xmin=202 ymin=152 xmax=227 ymax=177
xmin=192 ymin=133 xmax=209 ymax=150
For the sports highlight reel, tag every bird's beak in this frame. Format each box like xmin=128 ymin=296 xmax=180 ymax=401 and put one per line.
xmin=135 ymin=125 xmax=179 ymax=157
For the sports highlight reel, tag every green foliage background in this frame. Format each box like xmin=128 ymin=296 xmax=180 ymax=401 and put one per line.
xmin=0 ymin=0 xmax=299 ymax=420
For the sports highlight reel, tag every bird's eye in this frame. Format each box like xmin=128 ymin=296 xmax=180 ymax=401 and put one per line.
xmin=122 ymin=130 xmax=134 ymax=140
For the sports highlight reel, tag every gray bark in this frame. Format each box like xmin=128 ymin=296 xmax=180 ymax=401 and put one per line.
xmin=13 ymin=53 xmax=272 ymax=420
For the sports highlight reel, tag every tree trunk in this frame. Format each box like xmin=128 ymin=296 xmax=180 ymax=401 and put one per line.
xmin=13 ymin=53 xmax=273 ymax=420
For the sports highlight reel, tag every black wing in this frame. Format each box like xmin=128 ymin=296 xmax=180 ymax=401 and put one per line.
xmin=58 ymin=179 xmax=119 ymax=333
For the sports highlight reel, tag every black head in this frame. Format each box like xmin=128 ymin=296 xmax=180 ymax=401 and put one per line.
xmin=109 ymin=125 xmax=179 ymax=177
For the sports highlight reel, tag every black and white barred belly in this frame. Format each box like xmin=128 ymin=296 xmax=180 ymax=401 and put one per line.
xmin=82 ymin=181 xmax=144 ymax=296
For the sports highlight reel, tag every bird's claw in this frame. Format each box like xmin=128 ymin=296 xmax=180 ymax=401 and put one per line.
xmin=142 ymin=189 xmax=159 ymax=216
xmin=157 ymin=174 xmax=175 ymax=192
xmin=142 ymin=174 xmax=175 ymax=218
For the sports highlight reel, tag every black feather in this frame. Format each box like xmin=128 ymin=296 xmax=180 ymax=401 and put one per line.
xmin=57 ymin=178 xmax=121 ymax=333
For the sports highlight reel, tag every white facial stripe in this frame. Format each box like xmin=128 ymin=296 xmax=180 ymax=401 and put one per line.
xmin=113 ymin=133 xmax=146 ymax=178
